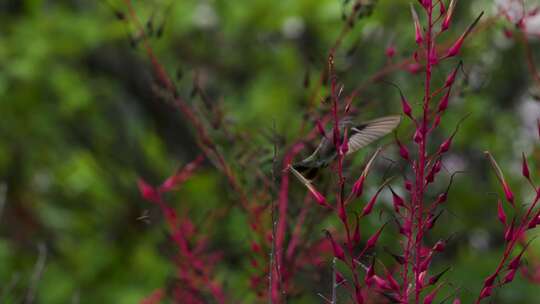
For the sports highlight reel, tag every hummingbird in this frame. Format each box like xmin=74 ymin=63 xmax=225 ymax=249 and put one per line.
xmin=292 ymin=115 xmax=401 ymax=179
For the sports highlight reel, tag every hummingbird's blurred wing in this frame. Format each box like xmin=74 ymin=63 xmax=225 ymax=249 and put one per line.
xmin=346 ymin=115 xmax=401 ymax=155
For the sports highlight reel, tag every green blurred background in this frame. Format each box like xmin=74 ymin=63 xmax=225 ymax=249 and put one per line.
xmin=1 ymin=0 xmax=539 ymax=303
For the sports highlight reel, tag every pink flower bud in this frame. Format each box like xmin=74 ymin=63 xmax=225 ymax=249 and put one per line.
xmin=390 ymin=188 xmax=405 ymax=211
xmin=361 ymin=186 xmax=384 ymax=217
xmin=401 ymin=94 xmax=413 ymax=118
xmin=441 ymin=0 xmax=456 ymax=31
xmin=386 ymin=271 xmax=400 ymax=291
xmin=453 ymin=299 xmax=461 ymax=304
xmin=429 ymin=267 xmax=450 ymax=285
xmin=251 ymin=242 xmax=261 ymax=253
xmin=308 ymin=185 xmax=328 ymax=208
xmin=497 ymin=199 xmax=507 ymax=225
xmin=138 ymin=179 xmax=160 ymax=203
xmin=365 ymin=225 xmax=385 ymax=251
xmin=433 ymin=114 xmax=441 ymax=129
xmin=386 ymin=46 xmax=396 ymax=58
xmin=406 ymin=63 xmax=422 ymax=74
xmin=411 ymin=4 xmax=423 ymax=45
xmin=444 ymin=61 xmax=462 ymax=88
xmin=504 ymin=219 xmax=515 ymax=242
xmin=438 ymin=136 xmax=452 ymax=154
xmin=405 ymin=180 xmax=413 ymax=192
xmin=484 ymin=273 xmax=497 ymax=287
xmin=325 ymin=231 xmax=345 ymax=261
xmin=503 ymin=28 xmax=513 ymax=39
xmin=502 ymin=182 xmax=514 ymax=206
xmin=373 ymin=275 xmax=391 ymax=290
xmin=426 ymin=159 xmax=442 ymax=184
xmin=397 ymin=139 xmax=410 ymax=160
xmin=435 ymin=192 xmax=448 ymax=204
xmin=437 ymin=89 xmax=451 ymax=113
xmin=508 ymin=249 xmax=525 ymax=270
xmin=433 ymin=240 xmax=446 ymax=252
xmin=352 ymin=175 xmax=365 ymax=197
xmin=503 ymin=268 xmax=517 ymax=284
xmin=316 ymin=119 xmax=327 ymax=138
xmin=439 ymin=0 xmax=446 ymax=15
xmin=445 ymin=12 xmax=484 ymax=58
xmin=522 ymin=152 xmax=530 ymax=180
xmin=423 ymin=286 xmax=440 ymax=304
xmin=479 ymin=286 xmax=492 ymax=299
xmin=417 ymin=271 xmax=427 ymax=289
xmin=366 ymin=259 xmax=375 ymax=279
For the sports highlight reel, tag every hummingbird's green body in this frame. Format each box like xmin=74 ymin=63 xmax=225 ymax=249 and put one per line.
xmin=293 ymin=115 xmax=401 ymax=179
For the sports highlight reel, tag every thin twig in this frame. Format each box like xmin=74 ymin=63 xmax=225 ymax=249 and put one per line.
xmin=25 ymin=243 xmax=47 ymax=304
xmin=331 ymin=257 xmax=338 ymax=304
xmin=0 ymin=183 xmax=7 ymax=223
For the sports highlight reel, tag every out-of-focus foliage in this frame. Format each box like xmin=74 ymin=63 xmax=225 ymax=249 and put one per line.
xmin=0 ymin=0 xmax=539 ymax=303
